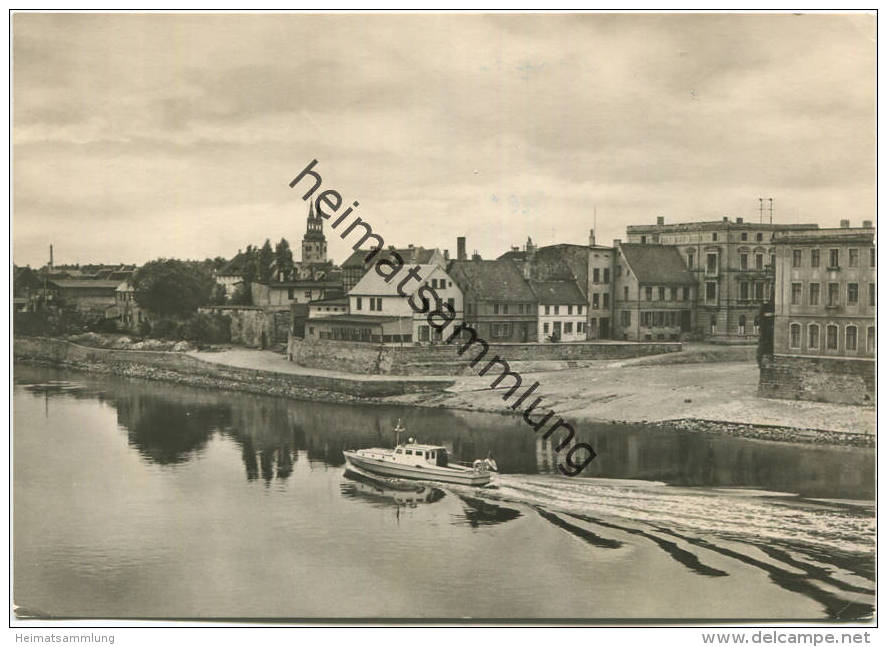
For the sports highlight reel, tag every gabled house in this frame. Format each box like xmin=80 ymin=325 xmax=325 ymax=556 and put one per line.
xmin=613 ymin=243 xmax=696 ymax=342
xmin=341 ymin=246 xmax=446 ymax=292
xmin=448 ymin=258 xmax=537 ymax=343
xmin=529 ymin=280 xmax=587 ymax=342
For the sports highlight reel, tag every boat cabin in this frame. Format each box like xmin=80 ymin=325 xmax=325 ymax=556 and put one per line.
xmin=392 ymin=443 xmax=449 ymax=467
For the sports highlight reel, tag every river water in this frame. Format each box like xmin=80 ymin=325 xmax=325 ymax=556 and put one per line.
xmin=13 ymin=365 xmax=875 ymax=621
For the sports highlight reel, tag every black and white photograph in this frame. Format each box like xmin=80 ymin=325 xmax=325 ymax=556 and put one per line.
xmin=8 ymin=8 xmax=878 ymax=635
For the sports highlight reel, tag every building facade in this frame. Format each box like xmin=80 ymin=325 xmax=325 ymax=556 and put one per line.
xmin=612 ymin=244 xmax=696 ymax=342
xmin=760 ymin=224 xmax=875 ymax=404
xmin=529 ymin=280 xmax=587 ymax=342
xmin=301 ymin=201 xmax=327 ymax=265
xmin=625 ymin=216 xmax=818 ymax=342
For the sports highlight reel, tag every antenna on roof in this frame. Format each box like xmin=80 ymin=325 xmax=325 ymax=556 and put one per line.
xmin=759 ymin=198 xmax=763 ymax=224
xmin=768 ymin=198 xmax=774 ymax=224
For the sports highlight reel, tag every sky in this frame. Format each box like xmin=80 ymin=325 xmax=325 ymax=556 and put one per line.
xmin=12 ymin=12 xmax=876 ymax=268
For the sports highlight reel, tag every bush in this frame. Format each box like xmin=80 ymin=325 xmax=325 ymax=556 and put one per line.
xmin=182 ymin=312 xmax=231 ymax=344
xmin=138 ymin=319 xmax=152 ymax=337
xmin=88 ymin=317 xmax=119 ymax=334
xmin=150 ymin=318 xmax=182 ymax=340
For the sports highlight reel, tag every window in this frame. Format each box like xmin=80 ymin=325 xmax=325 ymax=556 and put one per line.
xmin=567 ymin=305 xmax=573 ymax=315
xmin=395 ymin=449 xmax=402 ymax=454
xmin=808 ymin=324 xmax=819 ymax=350
xmin=578 ymin=322 xmax=585 ymax=333
xmin=710 ymin=315 xmax=717 ymax=334
xmin=790 ymin=323 xmax=801 ymax=349
xmin=740 ymin=281 xmax=749 ymax=300
xmin=826 ymin=325 xmax=838 ymax=350
xmin=493 ymin=304 xmax=500 ymax=314
xmin=756 ymin=233 xmax=763 ymax=242
xmin=543 ymin=322 xmax=549 ymax=334
xmin=603 ymin=269 xmax=610 ymax=283
xmin=658 ymin=287 xmax=666 ymax=301
xmin=287 ymin=287 xmax=295 ymax=300
xmin=870 ymin=247 xmax=876 ymax=267
xmin=356 ymin=297 xmax=362 ymax=310
xmin=683 ymin=286 xmax=690 ymax=300
xmin=828 ymin=283 xmax=839 ymax=306
xmin=846 ymin=326 xmax=857 ymax=352
xmin=593 ymin=294 xmax=600 ymax=309
xmin=792 ymin=250 xmax=802 ymax=267
xmin=544 ymin=305 xmax=550 ymax=315
xmin=369 ymin=298 xmax=376 ymax=311
xmin=809 ymin=283 xmax=820 ymax=306
xmin=640 ymin=235 xmax=647 ymax=244
xmin=669 ymin=287 xmax=677 ymax=301
xmin=447 ymin=297 xmax=455 ymax=309
xmin=738 ymin=314 xmax=746 ymax=335
xmin=741 ymin=232 xmax=748 ymax=241
xmin=740 ymin=253 xmax=748 ymax=271
xmin=554 ymin=305 xmax=559 ymax=315
xmin=754 ymin=282 xmax=764 ymax=301
xmin=593 ymin=268 xmax=600 ymax=283
xmin=687 ymin=251 xmax=695 ymax=269
xmin=503 ymin=304 xmax=509 ymax=314
xmin=645 ymin=286 xmax=653 ymax=301
xmin=418 ymin=325 xmax=430 ymax=341
xmin=706 ymin=282 xmax=717 ymax=302
xmin=405 ymin=450 xmax=413 ymax=456
xmin=621 ymin=311 xmax=631 ymax=326
xmin=603 ymin=294 xmax=609 ymax=308
xmin=828 ymin=248 xmax=839 ymax=268
xmin=811 ymin=249 xmax=820 ymax=267
xmin=565 ymin=322 xmax=573 ymax=334
xmin=712 ymin=233 xmax=718 ymax=242
xmin=867 ymin=326 xmax=875 ymax=353
xmin=624 ymin=286 xmax=629 ymax=300
xmin=578 ymin=305 xmax=583 ymax=315
xmin=755 ymin=253 xmax=764 ymax=270
xmin=849 ymin=249 xmax=859 ymax=267
xmin=870 ymin=283 xmax=876 ymax=306
xmin=848 ymin=283 xmax=858 ymax=305
xmin=791 ymin=283 xmax=802 ymax=305
xmin=305 ymin=290 xmax=312 ymax=299
xmin=707 ymin=253 xmax=718 ymax=273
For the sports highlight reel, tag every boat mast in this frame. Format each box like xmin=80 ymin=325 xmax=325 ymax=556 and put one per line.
xmin=394 ymin=418 xmax=404 ymax=447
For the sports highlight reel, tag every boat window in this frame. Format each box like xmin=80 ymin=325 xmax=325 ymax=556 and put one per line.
xmin=395 ymin=449 xmax=402 ymax=454
xmin=430 ymin=451 xmax=435 ymax=459
xmin=405 ymin=450 xmax=412 ymax=455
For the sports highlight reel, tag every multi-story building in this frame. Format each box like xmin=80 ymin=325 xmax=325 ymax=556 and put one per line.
xmin=612 ymin=244 xmax=696 ymax=341
xmin=529 ymin=280 xmax=587 ymax=342
xmin=586 ymin=231 xmax=616 ymax=339
xmin=448 ymin=258 xmax=537 ymax=343
xmin=625 ymin=216 xmax=818 ymax=342
xmin=760 ymin=222 xmax=875 ymax=405
xmin=340 ymin=245 xmax=446 ymax=292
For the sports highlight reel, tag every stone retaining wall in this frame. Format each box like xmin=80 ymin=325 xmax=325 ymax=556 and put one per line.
xmin=14 ymin=337 xmax=453 ymax=398
xmin=288 ymin=337 xmax=682 ymax=375
xmin=758 ymin=354 xmax=876 ymax=406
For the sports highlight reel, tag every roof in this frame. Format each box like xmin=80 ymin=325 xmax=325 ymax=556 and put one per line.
xmin=772 ymin=229 xmax=875 ymax=245
xmin=264 ymin=280 xmax=342 ymax=288
xmin=350 ymin=263 xmax=442 ymax=296
xmin=448 ymin=259 xmax=537 ymax=302
xmin=52 ymin=279 xmax=122 ymax=290
xmin=342 ymin=246 xmax=439 ymax=269
xmin=309 ymin=296 xmax=348 ymax=305
xmin=618 ymin=244 xmax=695 ymax=285
xmin=529 ymin=280 xmax=587 ymax=305
xmin=217 ymin=252 xmax=249 ymax=276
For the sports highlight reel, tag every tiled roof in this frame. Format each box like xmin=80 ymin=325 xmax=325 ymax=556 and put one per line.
xmin=529 ymin=280 xmax=587 ymax=305
xmin=448 ymin=259 xmax=536 ymax=302
xmin=218 ymin=252 xmax=249 ymax=276
xmin=618 ymin=244 xmax=695 ymax=285
xmin=350 ymin=264 xmax=442 ymax=296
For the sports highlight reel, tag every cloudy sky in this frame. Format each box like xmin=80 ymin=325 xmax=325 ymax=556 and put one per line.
xmin=13 ymin=12 xmax=875 ymax=268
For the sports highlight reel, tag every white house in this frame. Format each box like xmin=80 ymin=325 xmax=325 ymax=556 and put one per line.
xmin=530 ymin=280 xmax=588 ymax=342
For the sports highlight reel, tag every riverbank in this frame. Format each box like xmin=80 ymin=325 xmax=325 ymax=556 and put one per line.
xmin=13 ymin=336 xmax=875 ymax=448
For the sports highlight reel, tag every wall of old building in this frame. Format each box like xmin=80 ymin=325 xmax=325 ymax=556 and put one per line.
xmin=758 ymin=354 xmax=875 ymax=406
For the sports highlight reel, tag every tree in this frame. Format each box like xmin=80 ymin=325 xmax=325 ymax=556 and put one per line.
xmin=257 ymin=239 xmax=274 ymax=283
xmin=274 ymin=238 xmax=294 ymax=281
xmin=241 ymin=245 xmax=257 ymax=286
xmin=131 ymin=259 xmax=218 ymax=318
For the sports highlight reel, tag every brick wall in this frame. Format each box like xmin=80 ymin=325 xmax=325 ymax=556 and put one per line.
xmin=758 ymin=354 xmax=875 ymax=405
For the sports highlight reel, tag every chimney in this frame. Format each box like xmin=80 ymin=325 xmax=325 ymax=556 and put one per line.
xmin=457 ymin=237 xmax=467 ymax=261
xmin=656 ymin=216 xmax=664 ymax=226
xmin=723 ymin=216 xmax=729 ymax=223
xmin=589 ymin=228 xmax=596 ymax=247
xmin=471 ymin=250 xmax=481 ymax=261
xmin=863 ymin=220 xmax=873 ymax=229
xmin=736 ymin=217 xmax=743 ymax=224
xmin=613 ymin=238 xmax=622 ymax=247
xmin=443 ymin=249 xmax=450 ymax=260
xmin=840 ymin=219 xmax=850 ymax=229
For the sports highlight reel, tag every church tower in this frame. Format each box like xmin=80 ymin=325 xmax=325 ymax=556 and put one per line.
xmin=301 ymin=201 xmax=327 ymax=264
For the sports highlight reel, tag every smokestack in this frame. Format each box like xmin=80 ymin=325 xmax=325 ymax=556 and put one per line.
xmin=457 ymin=237 xmax=467 ymax=261
xmin=840 ymin=219 xmax=850 ymax=229
xmin=471 ymin=250 xmax=481 ymax=261
xmin=656 ymin=216 xmax=664 ymax=226
xmin=736 ymin=217 xmax=743 ymax=224
xmin=863 ymin=220 xmax=873 ymax=229
xmin=49 ymin=244 xmax=53 ymax=271
xmin=589 ymin=228 xmax=596 ymax=247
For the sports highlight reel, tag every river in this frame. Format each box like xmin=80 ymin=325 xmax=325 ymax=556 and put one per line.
xmin=13 ymin=364 xmax=875 ymax=621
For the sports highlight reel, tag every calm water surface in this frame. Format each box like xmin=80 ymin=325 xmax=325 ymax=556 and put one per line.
xmin=13 ymin=365 xmax=875 ymax=620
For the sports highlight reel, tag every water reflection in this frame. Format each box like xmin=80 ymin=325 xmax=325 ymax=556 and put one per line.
xmin=14 ymin=368 xmax=875 ymax=499
xmin=451 ymin=493 xmax=522 ymax=528
xmin=340 ymin=469 xmax=446 ymax=509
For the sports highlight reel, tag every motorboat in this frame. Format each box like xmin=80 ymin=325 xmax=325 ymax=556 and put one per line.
xmin=342 ymin=420 xmax=497 ymax=487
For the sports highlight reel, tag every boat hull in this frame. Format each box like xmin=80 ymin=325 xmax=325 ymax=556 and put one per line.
xmin=343 ymin=451 xmax=492 ymax=486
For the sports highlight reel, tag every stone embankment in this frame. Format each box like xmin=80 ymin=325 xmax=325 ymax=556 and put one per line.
xmin=654 ymin=419 xmax=875 ymax=449
xmin=13 ymin=336 xmax=453 ymax=401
